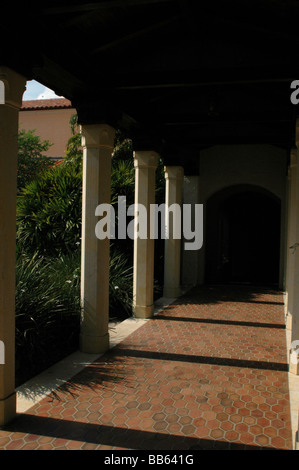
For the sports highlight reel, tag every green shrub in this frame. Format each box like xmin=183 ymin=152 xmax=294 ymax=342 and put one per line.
xmin=111 ymin=159 xmax=135 ymax=207
xmin=109 ymin=246 xmax=133 ymax=320
xmin=15 ymin=251 xmax=81 ymax=385
xmin=17 ymin=128 xmax=53 ymax=192
xmin=16 ymin=161 xmax=82 ymax=257
xmin=15 ymin=247 xmax=133 ymax=385
xmin=63 ymin=114 xmax=83 ymax=164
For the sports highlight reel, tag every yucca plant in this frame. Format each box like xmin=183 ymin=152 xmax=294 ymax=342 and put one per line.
xmin=15 ymin=247 xmax=134 ymax=385
xmin=15 ymin=250 xmax=81 ymax=385
xmin=111 ymin=159 xmax=135 ymax=207
xmin=109 ymin=246 xmax=133 ymax=320
xmin=17 ymin=161 xmax=82 ymax=257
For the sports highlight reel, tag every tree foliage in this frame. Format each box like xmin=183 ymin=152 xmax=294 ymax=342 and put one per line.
xmin=16 ymin=161 xmax=82 ymax=256
xmin=17 ymin=128 xmax=53 ymax=192
xmin=63 ymin=113 xmax=83 ymax=164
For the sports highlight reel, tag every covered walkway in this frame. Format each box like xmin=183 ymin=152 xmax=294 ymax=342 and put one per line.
xmin=0 ymin=285 xmax=293 ymax=450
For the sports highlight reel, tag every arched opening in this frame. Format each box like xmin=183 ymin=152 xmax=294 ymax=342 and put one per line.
xmin=205 ymin=185 xmax=281 ymax=286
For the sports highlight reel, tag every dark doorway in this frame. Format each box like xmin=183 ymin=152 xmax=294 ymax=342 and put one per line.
xmin=205 ymin=186 xmax=281 ymax=286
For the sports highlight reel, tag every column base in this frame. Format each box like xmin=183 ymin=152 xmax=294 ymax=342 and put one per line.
xmin=163 ymin=286 xmax=181 ymax=298
xmin=80 ymin=333 xmax=109 ymax=355
xmin=134 ymin=304 xmax=154 ymax=319
xmin=0 ymin=392 xmax=16 ymax=427
xmin=289 ymin=349 xmax=299 ymax=375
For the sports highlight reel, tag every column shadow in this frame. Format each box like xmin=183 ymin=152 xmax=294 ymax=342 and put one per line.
xmin=4 ymin=414 xmax=280 ymax=450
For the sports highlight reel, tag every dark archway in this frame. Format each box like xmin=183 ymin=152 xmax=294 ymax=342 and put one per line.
xmin=205 ymin=185 xmax=281 ymax=286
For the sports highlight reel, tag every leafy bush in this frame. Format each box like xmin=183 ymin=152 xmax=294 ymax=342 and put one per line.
xmin=17 ymin=129 xmax=53 ymax=192
xmin=63 ymin=114 xmax=83 ymax=164
xmin=17 ymin=161 xmax=82 ymax=257
xmin=15 ymin=247 xmax=133 ymax=385
xmin=15 ymin=250 xmax=81 ymax=385
xmin=109 ymin=246 xmax=133 ymax=321
xmin=111 ymin=159 xmax=135 ymax=206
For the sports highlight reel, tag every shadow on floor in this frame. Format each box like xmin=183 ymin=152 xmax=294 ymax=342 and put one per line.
xmin=5 ymin=414 xmax=278 ymax=450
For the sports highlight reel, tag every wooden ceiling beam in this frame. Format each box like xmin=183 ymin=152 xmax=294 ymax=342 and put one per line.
xmin=89 ymin=16 xmax=179 ymax=55
xmin=102 ymin=72 xmax=296 ymax=90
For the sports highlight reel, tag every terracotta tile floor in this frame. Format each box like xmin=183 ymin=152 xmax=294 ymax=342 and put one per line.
xmin=0 ymin=285 xmax=293 ymax=450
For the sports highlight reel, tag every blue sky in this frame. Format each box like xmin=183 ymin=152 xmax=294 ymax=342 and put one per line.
xmin=23 ymin=80 xmax=64 ymax=100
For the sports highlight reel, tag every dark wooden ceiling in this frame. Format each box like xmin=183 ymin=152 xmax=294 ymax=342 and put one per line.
xmin=1 ymin=0 xmax=299 ymax=168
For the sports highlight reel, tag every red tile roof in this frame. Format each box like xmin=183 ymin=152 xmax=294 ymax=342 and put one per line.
xmin=21 ymin=98 xmax=73 ymax=110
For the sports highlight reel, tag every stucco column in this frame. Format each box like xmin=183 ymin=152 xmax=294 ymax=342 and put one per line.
xmin=290 ymin=122 xmax=299 ymax=374
xmin=163 ymin=166 xmax=184 ymax=298
xmin=0 ymin=67 xmax=26 ymax=425
xmin=80 ymin=124 xmax=115 ymax=354
xmin=133 ymin=151 xmax=158 ymax=318
xmin=286 ymin=149 xmax=297 ymax=330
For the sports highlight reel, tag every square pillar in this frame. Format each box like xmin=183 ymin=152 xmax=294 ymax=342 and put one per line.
xmin=80 ymin=124 xmax=115 ymax=354
xmin=163 ymin=166 xmax=184 ymax=298
xmin=133 ymin=151 xmax=158 ymax=318
xmin=285 ymin=149 xmax=297 ymax=330
xmin=0 ymin=67 xmax=26 ymax=425
xmin=289 ymin=121 xmax=299 ymax=374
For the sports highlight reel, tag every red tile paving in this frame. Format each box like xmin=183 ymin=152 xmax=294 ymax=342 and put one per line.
xmin=0 ymin=285 xmax=293 ymax=450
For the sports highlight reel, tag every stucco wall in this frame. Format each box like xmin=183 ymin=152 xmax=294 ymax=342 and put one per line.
xmin=199 ymin=144 xmax=287 ymax=203
xmin=182 ymin=144 xmax=288 ymax=288
xmin=19 ymin=107 xmax=76 ymax=159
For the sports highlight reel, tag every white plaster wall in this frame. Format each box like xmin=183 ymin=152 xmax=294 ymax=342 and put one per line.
xmin=182 ymin=144 xmax=288 ymax=287
xmin=200 ymin=144 xmax=287 ymax=203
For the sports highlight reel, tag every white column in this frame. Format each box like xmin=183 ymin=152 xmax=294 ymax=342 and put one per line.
xmin=80 ymin=124 xmax=115 ymax=354
xmin=163 ymin=166 xmax=184 ymax=298
xmin=290 ymin=121 xmax=299 ymax=374
xmin=133 ymin=151 xmax=158 ymax=318
xmin=286 ymin=149 xmax=297 ymax=330
xmin=0 ymin=67 xmax=26 ymax=425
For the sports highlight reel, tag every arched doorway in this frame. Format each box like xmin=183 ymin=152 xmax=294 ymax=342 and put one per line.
xmin=205 ymin=185 xmax=281 ymax=286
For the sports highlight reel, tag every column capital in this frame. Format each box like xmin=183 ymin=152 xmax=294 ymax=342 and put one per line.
xmin=164 ymin=165 xmax=184 ymax=181
xmin=0 ymin=67 xmax=26 ymax=109
xmin=133 ymin=150 xmax=159 ymax=169
xmin=80 ymin=123 xmax=115 ymax=150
